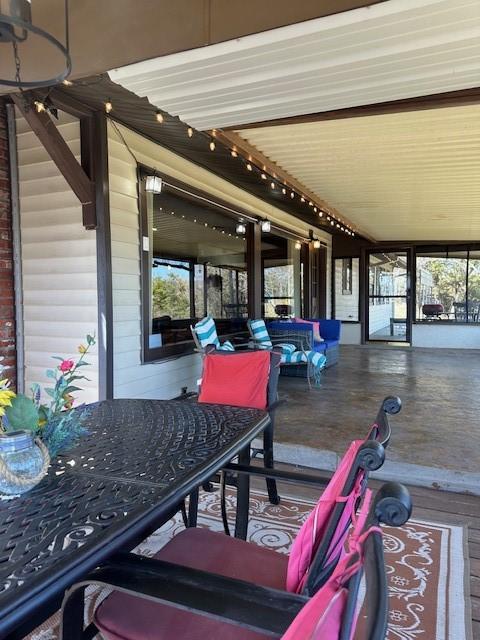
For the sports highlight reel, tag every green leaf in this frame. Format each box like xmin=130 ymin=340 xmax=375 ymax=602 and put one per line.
xmin=45 ymin=369 xmax=56 ymax=379
xmin=87 ymin=334 xmax=95 ymax=345
xmin=63 ymin=385 xmax=82 ymax=394
xmin=50 ymin=356 xmax=65 ymax=361
xmin=75 ymin=361 xmax=90 ymax=367
xmin=4 ymin=394 xmax=39 ymax=432
xmin=44 ymin=388 xmax=55 ymax=397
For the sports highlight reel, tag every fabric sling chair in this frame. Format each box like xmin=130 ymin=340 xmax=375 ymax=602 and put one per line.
xmin=191 ymin=315 xmax=250 ymax=354
xmin=62 ymin=397 xmax=400 ymax=639
xmin=222 ymin=395 xmax=399 ymax=593
xmin=61 ymin=481 xmax=412 ymax=640
xmin=248 ymin=319 xmax=326 ymax=387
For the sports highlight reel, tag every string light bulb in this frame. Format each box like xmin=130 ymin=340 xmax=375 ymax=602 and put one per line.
xmin=270 ymin=181 xmax=275 ymax=189
xmin=301 ymin=196 xmax=305 ymax=203
xmin=155 ymin=110 xmax=164 ymax=123
xmin=261 ymin=173 xmax=267 ymax=180
xmin=209 ymin=140 xmax=216 ymax=151
xmin=62 ymin=79 xmax=73 ymax=86
xmin=290 ymin=191 xmax=295 ymax=199
xmin=105 ymin=99 xmax=113 ymax=114
xmin=187 ymin=127 xmax=193 ymax=138
xmin=313 ymin=207 xmax=317 ymax=213
xmin=231 ymin=149 xmax=238 ymax=157
xmin=294 ymin=240 xmax=302 ymax=250
xmin=319 ymin=211 xmax=324 ymax=218
xmin=34 ymin=100 xmax=45 ymax=113
xmin=246 ymin=163 xmax=252 ymax=171
xmin=282 ymin=188 xmax=287 ymax=195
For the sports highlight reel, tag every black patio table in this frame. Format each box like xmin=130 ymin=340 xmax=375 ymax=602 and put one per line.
xmin=0 ymin=398 xmax=269 ymax=640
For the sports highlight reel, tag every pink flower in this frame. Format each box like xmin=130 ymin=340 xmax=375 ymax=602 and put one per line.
xmin=59 ymin=359 xmax=75 ymax=373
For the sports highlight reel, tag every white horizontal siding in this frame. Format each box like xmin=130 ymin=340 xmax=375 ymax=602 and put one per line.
xmin=107 ymin=120 xmax=331 ymax=398
xmin=17 ymin=110 xmax=99 ymax=405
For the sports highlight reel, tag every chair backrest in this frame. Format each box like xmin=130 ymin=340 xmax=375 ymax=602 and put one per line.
xmin=282 ymin=482 xmax=412 ymax=640
xmin=247 ymin=319 xmax=273 ymax=349
xmin=203 ymin=345 xmax=281 ymax=409
xmin=191 ymin=316 xmax=221 ymax=351
xmin=287 ymin=396 xmax=400 ymax=596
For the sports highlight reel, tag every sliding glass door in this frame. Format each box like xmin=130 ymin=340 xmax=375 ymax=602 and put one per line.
xmin=367 ymin=251 xmax=411 ymax=342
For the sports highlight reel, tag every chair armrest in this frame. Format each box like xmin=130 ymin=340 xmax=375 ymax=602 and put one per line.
xmin=62 ymin=553 xmax=306 ymax=636
xmin=224 ymin=462 xmax=332 ymax=487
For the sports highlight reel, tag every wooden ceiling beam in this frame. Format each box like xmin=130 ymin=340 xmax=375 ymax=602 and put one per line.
xmin=215 ymin=129 xmax=374 ymax=242
xmin=224 ymin=88 xmax=480 ymax=131
xmin=12 ymin=94 xmax=96 ymax=229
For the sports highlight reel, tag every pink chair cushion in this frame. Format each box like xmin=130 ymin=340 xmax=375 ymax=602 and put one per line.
xmin=286 ymin=439 xmax=365 ymax=593
xmin=95 ymin=527 xmax=288 ymax=640
xmin=283 ymin=490 xmax=376 ymax=640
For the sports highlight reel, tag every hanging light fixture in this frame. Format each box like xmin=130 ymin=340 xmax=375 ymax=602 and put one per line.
xmin=260 ymin=220 xmax=271 ymax=232
xmin=0 ymin=0 xmax=72 ymax=88
xmin=313 ymin=239 xmax=321 ymax=249
xmin=236 ymin=222 xmax=247 ymax=235
xmin=145 ymin=173 xmax=162 ymax=194
xmin=294 ymin=240 xmax=302 ymax=250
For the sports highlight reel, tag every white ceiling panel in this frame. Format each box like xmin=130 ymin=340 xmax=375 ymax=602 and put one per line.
xmin=109 ymin=0 xmax=480 ymax=130
xmin=237 ymin=104 xmax=480 ymax=241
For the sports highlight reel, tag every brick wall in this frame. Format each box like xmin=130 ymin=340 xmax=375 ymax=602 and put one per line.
xmin=0 ymin=101 xmax=15 ymax=389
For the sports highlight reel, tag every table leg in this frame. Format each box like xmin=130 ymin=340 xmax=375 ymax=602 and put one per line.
xmin=234 ymin=444 xmax=251 ymax=540
xmin=263 ymin=420 xmax=280 ymax=505
xmin=188 ymin=487 xmax=199 ymax=527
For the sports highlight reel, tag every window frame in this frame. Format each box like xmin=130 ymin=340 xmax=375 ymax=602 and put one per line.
xmin=332 ymin=255 xmax=360 ymax=323
xmin=413 ymin=244 xmax=480 ymax=324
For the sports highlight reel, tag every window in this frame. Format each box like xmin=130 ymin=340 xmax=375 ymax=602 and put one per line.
xmin=261 ymin=230 xmax=304 ymax=318
xmin=342 ymin=258 xmax=353 ymax=295
xmin=140 ymin=172 xmax=249 ymax=361
xmin=334 ymin=257 xmax=359 ymax=321
xmin=415 ymin=249 xmax=480 ymax=322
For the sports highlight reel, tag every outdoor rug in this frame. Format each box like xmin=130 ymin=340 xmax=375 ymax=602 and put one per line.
xmin=26 ymin=488 xmax=472 ymax=640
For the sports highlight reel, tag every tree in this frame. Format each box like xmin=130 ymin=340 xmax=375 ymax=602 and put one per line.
xmin=152 ymin=273 xmax=190 ymax=319
xmin=419 ymin=258 xmax=466 ymax=311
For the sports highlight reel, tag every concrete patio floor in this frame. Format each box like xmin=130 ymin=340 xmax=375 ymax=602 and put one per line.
xmin=269 ymin=345 xmax=480 ymax=494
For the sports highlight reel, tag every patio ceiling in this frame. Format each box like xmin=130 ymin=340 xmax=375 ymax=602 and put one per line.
xmin=109 ymin=0 xmax=480 ymax=131
xmin=236 ymin=104 xmax=480 ymax=242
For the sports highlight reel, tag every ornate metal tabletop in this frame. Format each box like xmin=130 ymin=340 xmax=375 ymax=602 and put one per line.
xmin=0 ymin=399 xmax=269 ymax=639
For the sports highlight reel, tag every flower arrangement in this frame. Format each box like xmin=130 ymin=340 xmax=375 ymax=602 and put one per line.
xmin=0 ymin=334 xmax=96 ymax=456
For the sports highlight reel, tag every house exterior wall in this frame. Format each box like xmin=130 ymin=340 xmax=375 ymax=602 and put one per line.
xmin=107 ymin=120 xmax=332 ymax=399
xmin=0 ymin=102 xmax=15 ymax=387
xmin=15 ymin=109 xmax=99 ymax=404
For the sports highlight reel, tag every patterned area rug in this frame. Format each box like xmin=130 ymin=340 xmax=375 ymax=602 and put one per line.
xmin=26 ymin=488 xmax=471 ymax=640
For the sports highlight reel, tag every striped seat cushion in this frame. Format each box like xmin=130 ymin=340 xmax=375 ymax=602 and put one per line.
xmin=218 ymin=340 xmax=235 ymax=352
xmin=248 ymin=319 xmax=272 ymax=349
xmin=281 ymin=350 xmax=326 ymax=370
xmin=193 ymin=316 xmax=221 ymax=349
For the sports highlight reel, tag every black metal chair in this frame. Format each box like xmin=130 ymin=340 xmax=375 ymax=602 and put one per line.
xmin=179 ymin=345 xmax=283 ymax=511
xmin=60 ymin=481 xmax=412 ymax=640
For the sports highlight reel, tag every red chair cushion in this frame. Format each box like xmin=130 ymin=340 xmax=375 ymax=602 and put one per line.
xmin=198 ymin=351 xmax=270 ymax=410
xmin=95 ymin=527 xmax=288 ymax=640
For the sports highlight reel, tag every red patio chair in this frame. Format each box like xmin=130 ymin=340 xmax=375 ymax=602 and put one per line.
xmin=61 ymin=482 xmax=412 ymax=640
